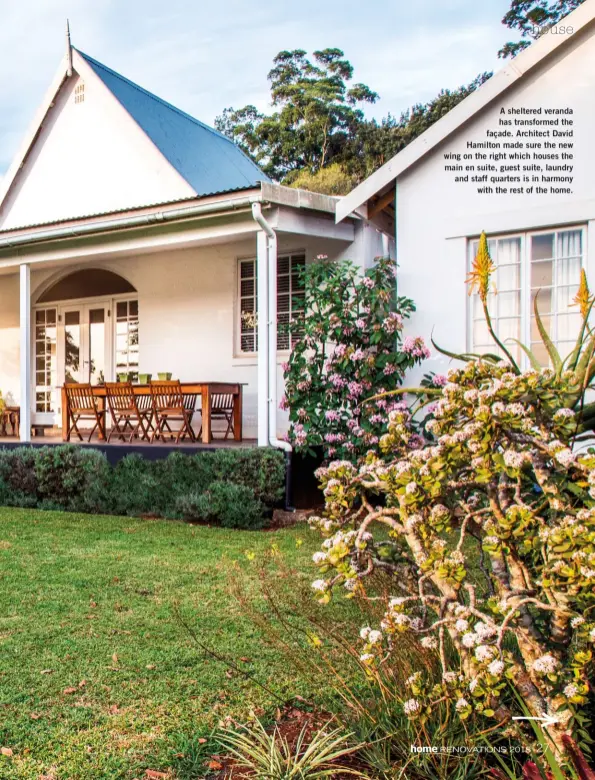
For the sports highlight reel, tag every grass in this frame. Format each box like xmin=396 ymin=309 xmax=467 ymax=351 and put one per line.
xmin=0 ymin=507 xmax=328 ymax=779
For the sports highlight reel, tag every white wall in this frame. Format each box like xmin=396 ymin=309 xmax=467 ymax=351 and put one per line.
xmin=0 ymin=233 xmax=353 ymax=439
xmin=0 ymin=70 xmax=193 ymax=231
xmin=0 ymin=274 xmax=20 ymax=407
xmin=397 ymin=21 xmax=595 ymax=383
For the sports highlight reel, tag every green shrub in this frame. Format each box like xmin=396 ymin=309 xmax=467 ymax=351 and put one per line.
xmin=0 ymin=446 xmax=284 ymax=528
xmin=176 ymin=481 xmax=266 ymax=529
xmin=35 ymin=446 xmax=110 ymax=513
xmin=0 ymin=447 xmax=38 ymax=506
xmin=210 ymin=448 xmax=286 ymax=505
xmin=108 ymin=455 xmax=163 ymax=516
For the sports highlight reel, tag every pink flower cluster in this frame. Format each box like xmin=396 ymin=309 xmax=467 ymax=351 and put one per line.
xmin=350 ymin=348 xmax=367 ymax=363
xmin=329 ymin=374 xmax=347 ymax=389
xmin=384 ymin=312 xmax=404 ymax=334
xmin=293 ymin=423 xmax=307 ymax=445
xmin=402 ymin=336 xmax=431 ymax=360
xmin=347 ymin=381 xmax=364 ymax=399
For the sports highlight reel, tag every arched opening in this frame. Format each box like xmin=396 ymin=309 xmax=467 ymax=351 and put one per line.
xmin=37 ymin=269 xmax=136 ymax=303
xmin=33 ymin=269 xmax=139 ymax=421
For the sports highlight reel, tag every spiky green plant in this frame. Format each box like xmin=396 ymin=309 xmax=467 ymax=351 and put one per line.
xmin=436 ymin=233 xmax=595 ymax=434
xmin=217 ymin=718 xmax=363 ymax=779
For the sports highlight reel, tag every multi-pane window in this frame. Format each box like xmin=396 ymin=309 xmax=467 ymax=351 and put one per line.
xmin=35 ymin=308 xmax=57 ymax=413
xmin=277 ymin=254 xmax=306 ymax=350
xmin=239 ymin=259 xmax=258 ymax=353
xmin=530 ymin=229 xmax=582 ymax=364
xmin=238 ymin=253 xmax=306 ymax=353
xmin=115 ymin=300 xmax=139 ymax=380
xmin=469 ymin=227 xmax=584 ymax=366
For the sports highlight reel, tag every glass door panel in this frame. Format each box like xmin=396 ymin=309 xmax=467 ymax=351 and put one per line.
xmin=35 ymin=308 xmax=57 ymax=415
xmin=64 ymin=310 xmax=82 ymax=383
xmin=61 ymin=305 xmax=109 ymax=386
xmin=88 ymin=307 xmax=106 ymax=385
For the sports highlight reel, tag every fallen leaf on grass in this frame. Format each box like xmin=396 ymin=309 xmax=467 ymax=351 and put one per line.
xmin=63 ymin=687 xmax=77 ymax=695
xmin=207 ymin=760 xmax=223 ymax=771
xmin=78 ymin=680 xmax=86 ymax=688
xmin=0 ymin=748 xmax=13 ymax=757
xmin=112 ymin=653 xmax=119 ymax=665
xmin=108 ymin=705 xmax=120 ymax=715
xmin=145 ymin=771 xmax=168 ymax=779
xmin=198 ymin=738 xmax=207 ymax=744
xmin=40 ymin=669 xmax=53 ymax=675
xmin=240 ymin=657 xmax=251 ymax=663
xmin=225 ymin=670 xmax=233 ymax=679
xmin=29 ymin=713 xmax=41 ymax=720
xmin=145 ymin=664 xmax=156 ymax=670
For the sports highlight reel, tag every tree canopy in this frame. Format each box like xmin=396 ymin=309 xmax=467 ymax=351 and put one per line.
xmin=215 ymin=49 xmax=490 ymax=193
xmin=499 ymin=0 xmax=585 ymax=58
xmin=215 ymin=48 xmax=378 ymax=183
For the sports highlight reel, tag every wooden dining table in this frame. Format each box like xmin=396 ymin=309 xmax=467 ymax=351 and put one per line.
xmin=60 ymin=382 xmax=244 ymax=444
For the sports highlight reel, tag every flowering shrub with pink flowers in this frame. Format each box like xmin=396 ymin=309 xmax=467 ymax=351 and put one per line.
xmin=282 ymin=255 xmax=429 ymax=461
xmin=307 ymin=236 xmax=595 ymax=760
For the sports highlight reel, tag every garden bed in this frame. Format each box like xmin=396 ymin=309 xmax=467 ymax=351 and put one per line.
xmin=0 ymin=446 xmax=286 ymax=529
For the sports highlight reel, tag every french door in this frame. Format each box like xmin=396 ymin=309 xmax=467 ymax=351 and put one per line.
xmin=34 ymin=301 xmax=111 ymax=425
xmin=62 ymin=304 xmax=109 ymax=386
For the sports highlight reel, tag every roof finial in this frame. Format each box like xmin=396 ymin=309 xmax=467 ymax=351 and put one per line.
xmin=66 ymin=19 xmax=73 ymax=77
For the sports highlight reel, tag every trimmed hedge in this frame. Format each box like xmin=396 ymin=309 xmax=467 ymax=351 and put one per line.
xmin=0 ymin=446 xmax=285 ymax=529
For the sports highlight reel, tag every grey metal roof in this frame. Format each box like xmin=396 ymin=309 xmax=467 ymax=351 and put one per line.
xmin=77 ymin=49 xmax=269 ymax=197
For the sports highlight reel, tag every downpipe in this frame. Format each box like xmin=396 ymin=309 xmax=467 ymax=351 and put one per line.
xmin=251 ymin=203 xmax=294 ymax=511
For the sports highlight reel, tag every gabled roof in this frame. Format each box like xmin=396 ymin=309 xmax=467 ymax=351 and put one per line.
xmin=336 ymin=0 xmax=595 ymax=223
xmin=0 ymin=44 xmax=268 ymax=221
xmin=76 ymin=49 xmax=268 ymax=197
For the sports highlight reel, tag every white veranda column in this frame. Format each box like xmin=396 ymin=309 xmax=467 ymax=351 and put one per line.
xmin=256 ymin=230 xmax=269 ymax=447
xmin=19 ymin=263 xmax=31 ymax=442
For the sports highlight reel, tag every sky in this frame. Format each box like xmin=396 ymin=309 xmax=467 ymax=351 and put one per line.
xmin=0 ymin=0 xmax=518 ymax=177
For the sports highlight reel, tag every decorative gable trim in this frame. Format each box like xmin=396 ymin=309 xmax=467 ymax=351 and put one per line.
xmin=0 ymin=55 xmax=71 ymax=210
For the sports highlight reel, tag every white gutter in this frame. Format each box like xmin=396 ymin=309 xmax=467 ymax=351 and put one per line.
xmin=0 ymin=195 xmax=261 ymax=251
xmin=251 ymin=202 xmax=292 ymax=453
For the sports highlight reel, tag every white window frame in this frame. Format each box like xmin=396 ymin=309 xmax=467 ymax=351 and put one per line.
xmin=467 ymin=225 xmax=587 ymax=367
xmin=235 ymin=251 xmax=306 ymax=356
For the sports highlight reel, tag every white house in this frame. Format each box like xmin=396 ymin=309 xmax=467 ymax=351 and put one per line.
xmin=0 ymin=31 xmax=390 ymax=445
xmin=337 ymin=0 xmax=595 ymax=382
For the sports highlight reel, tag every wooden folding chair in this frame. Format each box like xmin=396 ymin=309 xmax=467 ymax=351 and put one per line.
xmin=199 ymin=392 xmax=235 ymax=440
xmin=183 ymin=393 xmax=199 ymax=438
xmin=64 ymin=383 xmax=106 ymax=442
xmin=136 ymin=392 xmax=156 ymax=439
xmin=150 ymin=380 xmax=196 ymax=443
xmin=105 ymin=383 xmax=150 ymax=442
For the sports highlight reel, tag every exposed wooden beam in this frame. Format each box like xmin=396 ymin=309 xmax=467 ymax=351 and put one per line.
xmin=368 ymin=189 xmax=394 ymax=219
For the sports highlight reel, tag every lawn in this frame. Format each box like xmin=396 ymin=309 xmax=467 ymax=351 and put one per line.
xmin=0 ymin=508 xmax=326 ymax=779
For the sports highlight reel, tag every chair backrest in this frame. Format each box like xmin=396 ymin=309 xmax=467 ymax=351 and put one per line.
xmin=212 ymin=393 xmax=233 ymax=412
xmin=64 ymin=383 xmax=97 ymax=414
xmin=182 ymin=393 xmax=198 ymax=413
xmin=150 ymin=380 xmax=184 ymax=412
xmin=105 ymin=382 xmax=138 ymax=414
